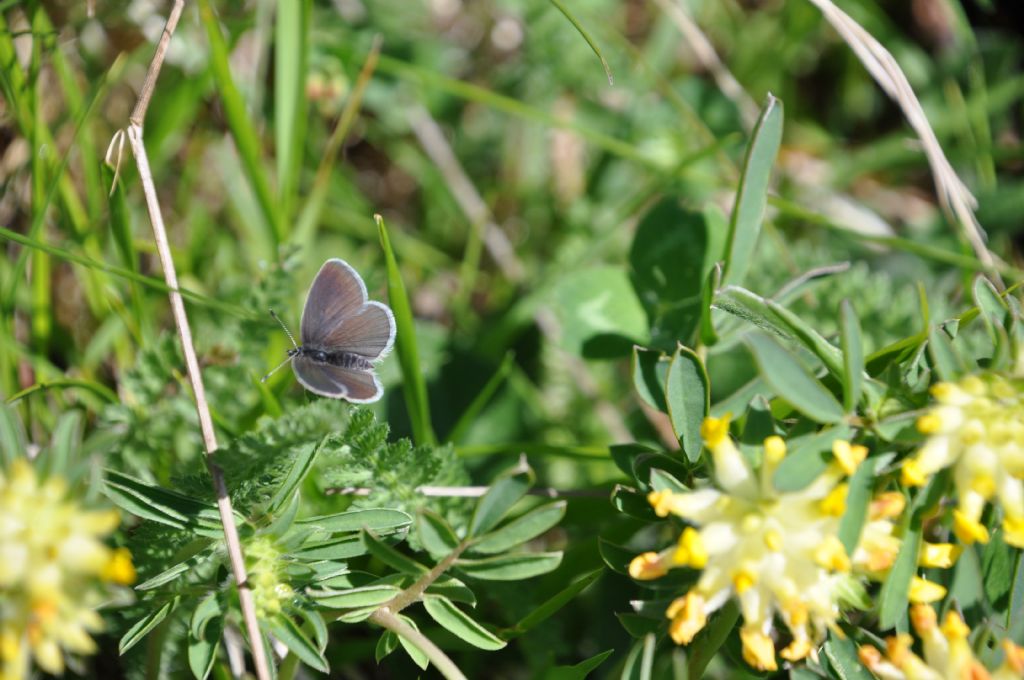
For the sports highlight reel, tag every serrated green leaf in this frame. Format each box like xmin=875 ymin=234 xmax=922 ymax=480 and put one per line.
xmin=469 ymin=463 xmax=534 ymax=537
xmin=308 ymin=584 xmax=401 ymax=609
xmin=417 ymin=509 xmax=461 ymax=559
xmin=120 ymin=597 xmax=178 ymax=654
xmin=297 ymin=508 xmax=412 ymax=534
xmin=423 ymin=594 xmax=506 ymax=650
xmin=266 ymin=613 xmax=329 ymax=673
xmin=362 ymin=530 xmax=428 ymax=575
xmin=457 ymin=552 xmax=562 ymax=580
xmin=745 ymin=332 xmax=845 ymax=424
xmin=840 ymin=300 xmax=864 ymax=412
xmin=471 ymin=501 xmax=565 ymax=555
xmin=722 ymin=94 xmax=783 ymax=287
xmin=665 ymin=345 xmax=709 ymax=462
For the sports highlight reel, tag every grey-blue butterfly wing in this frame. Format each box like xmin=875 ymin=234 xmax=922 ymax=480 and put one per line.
xmin=300 ymin=259 xmax=395 ymax=359
xmin=292 ymin=355 xmax=383 ymax=403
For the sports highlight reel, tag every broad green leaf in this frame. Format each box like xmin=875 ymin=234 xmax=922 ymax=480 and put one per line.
xmin=297 ymin=508 xmax=411 ymax=534
xmin=308 ymin=584 xmax=401 ymax=609
xmin=722 ymin=94 xmax=783 ymax=287
xmin=266 ymin=613 xmax=329 ymax=673
xmin=426 ymin=577 xmax=476 ymax=606
xmin=610 ymin=443 xmax=660 ymax=477
xmin=470 ymin=501 xmax=566 ymax=555
xmin=297 ymin=608 xmax=329 ymax=653
xmin=375 ymin=631 xmax=399 ymax=663
xmin=648 ymin=469 xmax=688 ymax=494
xmin=599 ymin=538 xmax=635 ymax=575
xmin=416 ymin=510 xmax=461 ymax=559
xmin=665 ymin=345 xmax=709 ymax=461
xmin=773 ymin=425 xmax=851 ymax=492
xmin=686 ymin=600 xmax=739 ymax=680
xmin=508 ymin=569 xmax=602 ymax=637
xmin=823 ymin=633 xmax=874 ymax=680
xmin=550 ymin=266 xmax=649 ymax=358
xmin=422 ymin=594 xmax=506 ymax=650
xmin=266 ymin=440 xmax=320 ymax=515
xmin=981 ymin=531 xmax=1014 ymax=609
xmin=948 ymin=544 xmax=985 ymax=615
xmin=928 ymin=326 xmax=965 ymax=382
xmin=540 ymin=648 xmax=614 ymax=680
xmin=120 ymin=597 xmax=178 ymax=654
xmin=378 ymin=216 xmax=436 ymax=446
xmin=188 ymin=594 xmax=222 ymax=680
xmin=469 ymin=463 xmax=534 ymax=537
xmin=457 ymin=552 xmax=562 ymax=580
xmin=745 ymin=332 xmax=845 ymax=424
xmin=632 ymin=346 xmax=669 ymax=412
xmin=361 ymin=530 xmax=428 ymax=575
xmin=611 ymin=486 xmax=658 ymax=521
xmin=396 ymin=614 xmax=429 ymax=670
xmin=839 ymin=300 xmax=864 ymax=412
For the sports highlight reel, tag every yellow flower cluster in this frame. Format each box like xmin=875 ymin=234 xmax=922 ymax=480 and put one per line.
xmin=0 ymin=459 xmax=135 ymax=680
xmin=859 ymin=604 xmax=1024 ymax=680
xmin=246 ymin=537 xmax=295 ymax=619
xmin=628 ymin=416 xmax=865 ymax=672
xmin=901 ymin=375 xmax=1024 ymax=547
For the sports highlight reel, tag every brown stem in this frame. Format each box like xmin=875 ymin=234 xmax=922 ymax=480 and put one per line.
xmin=368 ymin=609 xmax=467 ymax=680
xmin=385 ymin=541 xmax=470 ymax=615
xmin=123 ymin=3 xmax=270 ymax=679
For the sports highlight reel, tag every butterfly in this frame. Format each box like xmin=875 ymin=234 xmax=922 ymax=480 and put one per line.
xmin=264 ymin=259 xmax=395 ymax=403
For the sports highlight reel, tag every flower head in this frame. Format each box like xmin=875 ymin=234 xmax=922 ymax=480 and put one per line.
xmin=629 ymin=417 xmax=864 ymax=671
xmin=901 ymin=374 xmax=1024 ymax=547
xmin=246 ymin=537 xmax=295 ymax=619
xmin=0 ymin=459 xmax=133 ymax=680
xmin=859 ymin=604 xmax=1024 ymax=680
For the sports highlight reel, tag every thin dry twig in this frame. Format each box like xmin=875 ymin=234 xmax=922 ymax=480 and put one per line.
xmin=805 ymin=0 xmax=1000 ymax=286
xmin=325 ymin=484 xmax=611 ymax=498
xmin=651 ymin=0 xmax=759 ymax=130
xmin=119 ymin=3 xmax=271 ymax=678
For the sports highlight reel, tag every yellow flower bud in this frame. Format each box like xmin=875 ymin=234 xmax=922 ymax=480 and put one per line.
xmin=908 ymin=577 xmax=947 ymax=604
xmin=740 ymin=627 xmax=777 ymax=671
xmin=629 ymin=552 xmax=667 ymax=581
xmin=666 ymin=592 xmax=706 ymax=645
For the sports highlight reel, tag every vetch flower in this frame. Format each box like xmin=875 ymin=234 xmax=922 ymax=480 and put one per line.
xmin=0 ymin=459 xmax=134 ymax=680
xmin=858 ymin=604 xmax=1024 ymax=680
xmin=246 ymin=537 xmax=295 ymax=619
xmin=901 ymin=374 xmax=1024 ymax=547
xmin=628 ymin=416 xmax=866 ymax=671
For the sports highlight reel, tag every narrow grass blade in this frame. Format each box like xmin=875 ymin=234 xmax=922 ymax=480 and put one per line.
xmin=839 ymin=300 xmax=864 ymax=412
xmin=377 ymin=215 xmax=436 ymax=446
xmin=446 ymin=352 xmax=515 ymax=444
xmin=547 ymin=0 xmax=613 ymax=85
xmin=274 ymin=0 xmax=310 ymax=226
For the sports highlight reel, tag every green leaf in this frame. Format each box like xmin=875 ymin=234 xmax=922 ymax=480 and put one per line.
xmin=426 ymin=577 xmax=477 ymax=606
xmin=508 ymin=569 xmax=602 ymax=637
xmin=686 ymin=600 xmax=739 ymax=680
xmin=469 ymin=462 xmax=534 ymax=537
xmin=266 ymin=614 xmax=329 ymax=673
xmin=395 ymin=615 xmax=429 ymax=670
xmin=307 ymin=584 xmax=401 ymax=609
xmin=598 ymin=538 xmax=635 ymax=575
xmin=745 ymin=332 xmax=845 ymax=424
xmin=266 ymin=440 xmax=321 ymax=516
xmin=620 ymin=633 xmax=656 ymax=680
xmin=457 ymin=552 xmax=563 ymax=580
xmin=197 ymin=0 xmax=282 ymax=247
xmin=188 ymin=594 xmax=222 ymax=680
xmin=422 ymin=594 xmax=506 ymax=650
xmin=471 ymin=501 xmax=566 ymax=555
xmin=416 ymin=510 xmax=461 ymax=559
xmin=973 ymin=274 xmax=1008 ymax=343
xmin=722 ymin=94 xmax=783 ymax=287
xmin=274 ymin=0 xmax=309 ymax=226
xmin=699 ymin=263 xmax=722 ymax=346
xmin=447 ymin=352 xmax=515 ymax=444
xmin=102 ymin=471 xmax=217 ymax=531
xmin=375 ymin=631 xmax=399 ymax=663
xmin=0 ymin=403 xmax=27 ymax=466
xmin=773 ymin=425 xmax=851 ymax=492
xmin=136 ymin=543 xmax=214 ymax=590
xmin=361 ymin=530 xmax=428 ymax=575
xmin=823 ymin=633 xmax=874 ymax=680
xmin=928 ymin=325 xmax=966 ymax=382
xmin=839 ymin=300 xmax=864 ymax=412
xmin=120 ymin=597 xmax=178 ymax=654
xmin=665 ymin=345 xmax=709 ymax=461
xmin=839 ymin=455 xmax=893 ymax=554
xmin=981 ymin=531 xmax=1014 ymax=609
xmin=612 ymin=486 xmax=658 ymax=521
xmin=292 ymin=535 xmax=367 ymax=561
xmin=632 ymin=346 xmax=669 ymax=412
xmin=40 ymin=410 xmax=80 ymax=478
xmin=378 ymin=215 xmax=436 ymax=446
xmin=541 ymin=649 xmax=615 ymax=680
xmin=296 ymin=508 xmax=412 ymax=534
xmin=550 ymin=266 xmax=649 ymax=358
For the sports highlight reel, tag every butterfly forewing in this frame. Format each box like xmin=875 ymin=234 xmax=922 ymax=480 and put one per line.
xmin=300 ymin=259 xmax=370 ymax=347
xmin=292 ymin=356 xmax=383 ymax=403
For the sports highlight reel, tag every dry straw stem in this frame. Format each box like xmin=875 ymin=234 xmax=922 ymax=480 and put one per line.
xmin=121 ymin=3 xmax=271 ymax=678
xmin=805 ymin=0 xmax=1000 ymax=285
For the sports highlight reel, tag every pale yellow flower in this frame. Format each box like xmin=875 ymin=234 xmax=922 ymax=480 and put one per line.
xmin=629 ymin=416 xmax=864 ymax=671
xmin=859 ymin=604 xmax=1024 ymax=680
xmin=246 ymin=537 xmax=295 ymax=619
xmin=0 ymin=460 xmax=133 ymax=680
xmin=901 ymin=374 xmax=1024 ymax=547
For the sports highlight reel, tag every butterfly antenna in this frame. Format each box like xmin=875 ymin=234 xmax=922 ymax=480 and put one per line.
xmin=268 ymin=308 xmax=299 ymax=349
xmin=261 ymin=355 xmax=294 ymax=383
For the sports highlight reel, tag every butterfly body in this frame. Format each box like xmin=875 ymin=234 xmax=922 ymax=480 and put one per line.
xmin=272 ymin=258 xmax=395 ymax=403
